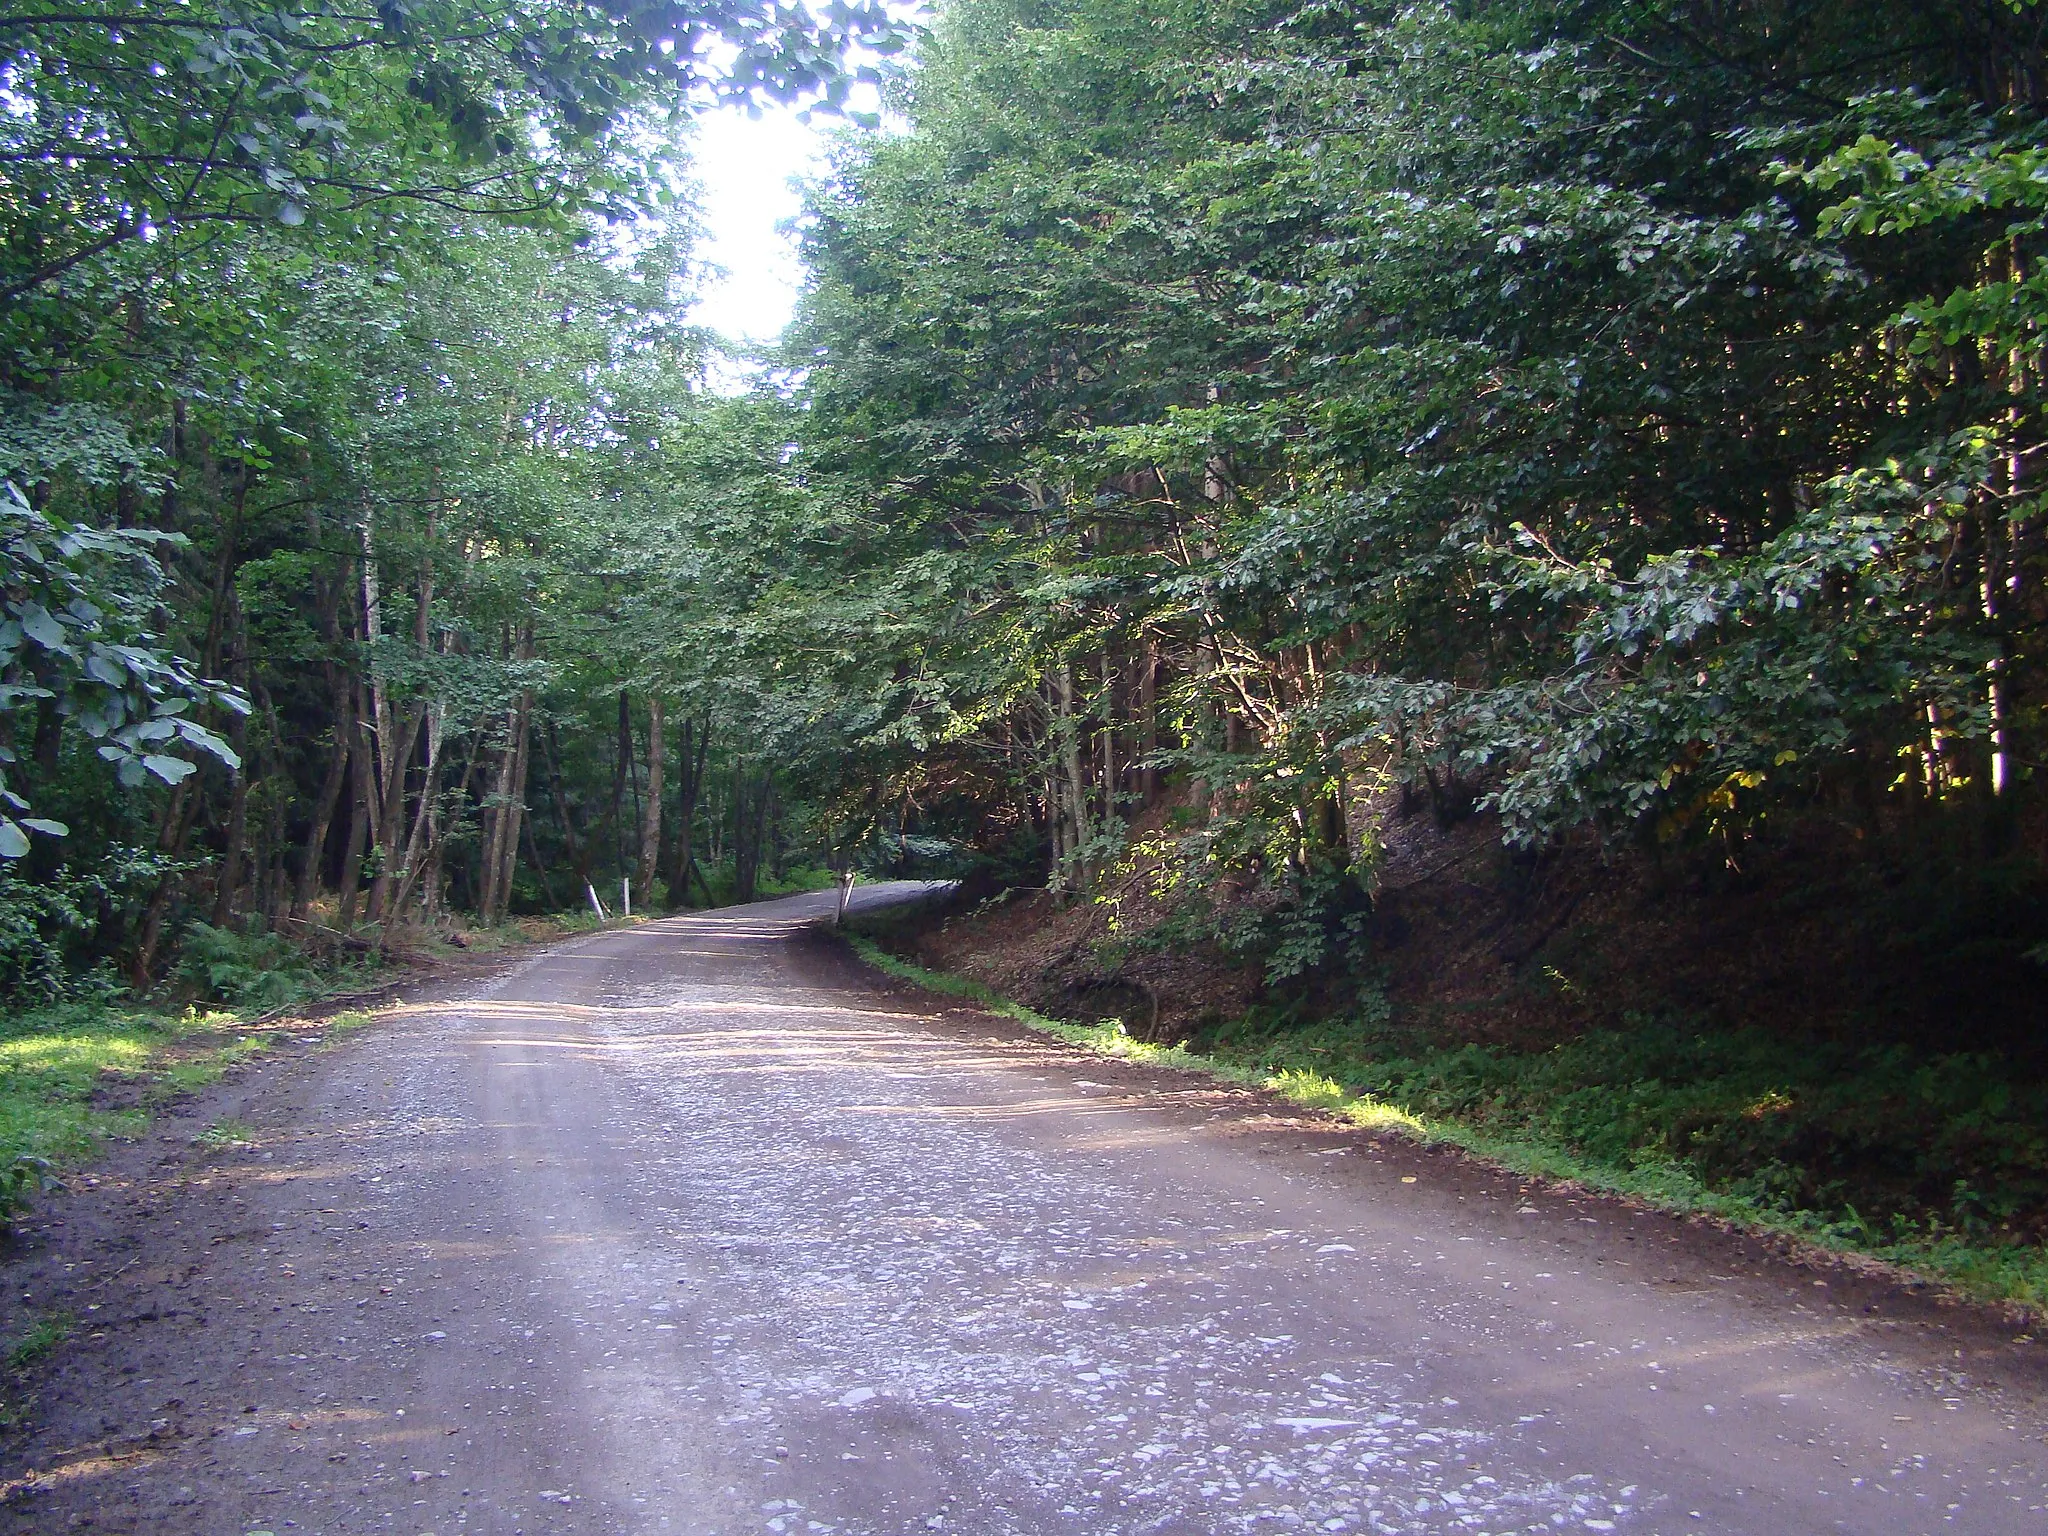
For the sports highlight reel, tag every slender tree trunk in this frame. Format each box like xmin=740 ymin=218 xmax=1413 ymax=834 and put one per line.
xmin=730 ymin=763 xmax=774 ymax=904
xmin=1098 ymin=647 xmax=1117 ymax=832
xmin=521 ymin=808 xmax=556 ymax=911
xmin=211 ymin=750 xmax=249 ymax=928
xmin=610 ymin=690 xmax=632 ymax=878
xmin=663 ymin=716 xmax=709 ymax=909
xmin=1055 ymin=662 xmax=1089 ymax=884
xmin=211 ymin=592 xmax=256 ymax=928
xmin=477 ymin=713 xmax=517 ymax=923
xmin=336 ymin=723 xmax=375 ymax=928
xmin=129 ymin=779 xmax=199 ymax=986
xmin=542 ymin=718 xmax=592 ymax=890
xmin=387 ymin=703 xmax=449 ymax=922
xmin=360 ymin=503 xmax=395 ymax=808
xmin=638 ymin=695 xmax=665 ymax=899
xmin=730 ymin=759 xmax=752 ymax=901
xmin=1139 ymin=636 xmax=1159 ymax=805
xmin=365 ymin=508 xmax=437 ymax=928
xmin=425 ymin=728 xmax=483 ymax=921
xmin=364 ymin=704 xmax=425 ymax=926
xmin=294 ymin=731 xmax=349 ymax=922
xmin=492 ymin=690 xmax=532 ymax=924
xmin=260 ymin=764 xmax=288 ymax=928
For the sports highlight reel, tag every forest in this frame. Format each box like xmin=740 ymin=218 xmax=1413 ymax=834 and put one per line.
xmin=5 ymin=1 xmax=2048 ymax=1288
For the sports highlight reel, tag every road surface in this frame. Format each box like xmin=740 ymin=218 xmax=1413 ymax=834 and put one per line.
xmin=4 ymin=883 xmax=2047 ymax=1534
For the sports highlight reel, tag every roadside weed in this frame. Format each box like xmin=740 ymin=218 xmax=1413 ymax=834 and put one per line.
xmin=4 ymin=1312 xmax=73 ymax=1371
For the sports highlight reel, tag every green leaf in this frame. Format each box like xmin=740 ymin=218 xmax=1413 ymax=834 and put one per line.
xmin=18 ymin=605 xmax=68 ymax=652
xmin=142 ymin=755 xmax=197 ymax=786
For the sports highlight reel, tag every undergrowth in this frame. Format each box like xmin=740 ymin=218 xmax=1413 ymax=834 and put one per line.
xmin=844 ymin=932 xmax=2048 ymax=1312
xmin=180 ymin=919 xmax=385 ymax=1011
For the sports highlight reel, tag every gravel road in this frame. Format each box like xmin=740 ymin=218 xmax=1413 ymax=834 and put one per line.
xmin=4 ymin=881 xmax=2048 ymax=1535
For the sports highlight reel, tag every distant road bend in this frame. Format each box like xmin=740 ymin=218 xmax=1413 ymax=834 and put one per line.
xmin=9 ymin=881 xmax=2048 ymax=1535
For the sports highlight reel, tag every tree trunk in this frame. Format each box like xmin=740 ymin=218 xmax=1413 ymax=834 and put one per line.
xmin=662 ymin=715 xmax=710 ymax=909
xmin=336 ymin=720 xmax=376 ymax=928
xmin=1055 ymin=662 xmax=1089 ymax=884
xmin=542 ymin=717 xmax=591 ymax=891
xmin=365 ymin=506 xmax=438 ymax=929
xmin=129 ymin=778 xmax=199 ymax=986
xmin=210 ymin=753 xmax=249 ymax=928
xmin=731 ymin=758 xmax=753 ymax=902
xmin=1139 ymin=636 xmax=1159 ymax=805
xmin=521 ymin=808 xmax=556 ymax=911
xmin=638 ymin=695 xmax=665 ymax=899
xmin=477 ymin=712 xmax=517 ymax=923
xmin=1098 ymin=647 xmax=1117 ymax=833
xmin=363 ymin=702 xmax=425 ymax=926
xmin=387 ymin=702 xmax=449 ymax=922
xmin=730 ymin=763 xmax=773 ymax=904
xmin=611 ymin=689 xmax=632 ymax=878
xmin=293 ymin=728 xmax=349 ymax=921
xmin=491 ymin=691 xmax=532 ymax=924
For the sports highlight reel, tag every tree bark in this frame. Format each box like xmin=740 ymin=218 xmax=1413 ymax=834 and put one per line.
xmin=610 ymin=689 xmax=632 ymax=878
xmin=1139 ymin=637 xmax=1159 ymax=805
xmin=542 ymin=717 xmax=591 ymax=891
xmin=386 ymin=703 xmax=449 ymax=922
xmin=662 ymin=715 xmax=710 ymax=910
xmin=477 ymin=711 xmax=517 ymax=923
xmin=364 ymin=505 xmax=437 ymax=929
xmin=491 ymin=689 xmax=532 ymax=924
xmin=637 ymin=695 xmax=665 ymax=899
xmin=293 ymin=728 xmax=349 ymax=922
xmin=730 ymin=762 xmax=774 ymax=903
xmin=336 ymin=716 xmax=376 ymax=928
xmin=1055 ymin=662 xmax=1089 ymax=884
xmin=363 ymin=702 xmax=425 ymax=926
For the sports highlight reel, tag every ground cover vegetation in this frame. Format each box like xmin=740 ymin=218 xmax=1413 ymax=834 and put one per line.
xmin=5 ymin=0 xmax=2048 ymax=1297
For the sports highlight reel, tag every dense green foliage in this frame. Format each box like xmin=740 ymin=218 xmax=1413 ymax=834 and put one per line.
xmin=792 ymin=0 xmax=2047 ymax=875
xmin=0 ymin=1 xmax=918 ymax=997
xmin=4 ymin=0 xmax=2048 ymax=1267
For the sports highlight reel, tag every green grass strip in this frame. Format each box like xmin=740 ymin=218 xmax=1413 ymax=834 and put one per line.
xmin=844 ymin=933 xmax=2048 ymax=1314
xmin=0 ymin=1000 xmax=283 ymax=1171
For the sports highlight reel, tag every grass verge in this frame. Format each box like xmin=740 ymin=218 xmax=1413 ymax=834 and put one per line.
xmin=0 ymin=1000 xmax=280 ymax=1173
xmin=0 ymin=906 xmax=613 ymax=1196
xmin=844 ymin=932 xmax=2048 ymax=1315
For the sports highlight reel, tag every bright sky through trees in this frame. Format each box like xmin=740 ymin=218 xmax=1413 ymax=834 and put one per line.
xmin=687 ymin=101 xmax=824 ymax=345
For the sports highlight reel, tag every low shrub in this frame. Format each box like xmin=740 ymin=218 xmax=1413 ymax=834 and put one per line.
xmin=177 ymin=919 xmax=325 ymax=1011
xmin=1198 ymin=1008 xmax=2048 ymax=1245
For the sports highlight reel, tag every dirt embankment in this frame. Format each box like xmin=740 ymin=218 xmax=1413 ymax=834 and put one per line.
xmin=891 ymin=789 xmax=2048 ymax=1061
